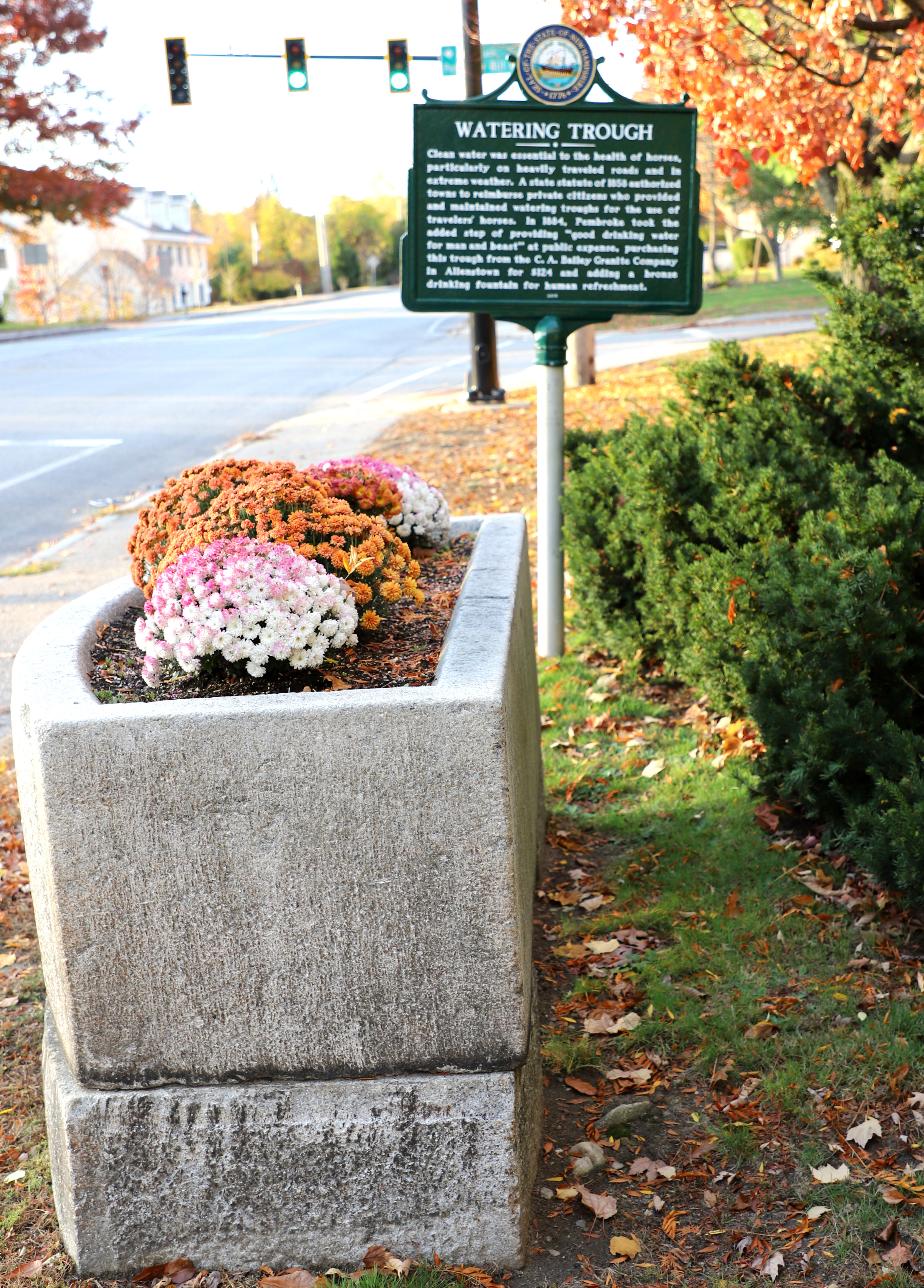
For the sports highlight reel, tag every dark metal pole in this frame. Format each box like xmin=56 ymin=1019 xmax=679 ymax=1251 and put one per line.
xmin=462 ymin=0 xmax=505 ymax=403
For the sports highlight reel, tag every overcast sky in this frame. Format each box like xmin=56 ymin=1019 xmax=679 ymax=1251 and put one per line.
xmin=68 ymin=1 xmax=641 ymax=215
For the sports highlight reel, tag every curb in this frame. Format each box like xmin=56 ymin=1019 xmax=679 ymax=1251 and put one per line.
xmin=0 ymin=286 xmax=397 ymax=344
xmin=0 ymin=324 xmax=111 ymax=344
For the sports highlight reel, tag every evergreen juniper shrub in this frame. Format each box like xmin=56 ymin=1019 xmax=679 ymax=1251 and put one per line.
xmin=810 ymin=164 xmax=924 ymax=470
xmin=563 ymin=342 xmax=848 ymax=686
xmin=563 ymin=166 xmax=924 ymax=893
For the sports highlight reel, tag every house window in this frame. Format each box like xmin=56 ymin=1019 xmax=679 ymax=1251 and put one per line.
xmin=22 ymin=244 xmax=48 ymax=265
xmin=0 ymin=249 xmax=6 ymax=269
xmin=157 ymin=247 xmax=172 ymax=280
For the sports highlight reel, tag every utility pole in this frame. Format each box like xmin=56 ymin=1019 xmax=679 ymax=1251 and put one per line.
xmin=315 ymin=211 xmax=333 ymax=294
xmin=462 ymin=0 xmax=504 ymax=403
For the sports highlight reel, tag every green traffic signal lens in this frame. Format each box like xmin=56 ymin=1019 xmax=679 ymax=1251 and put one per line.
xmin=390 ymin=70 xmax=409 ymax=91
xmin=288 ymin=69 xmax=308 ymax=90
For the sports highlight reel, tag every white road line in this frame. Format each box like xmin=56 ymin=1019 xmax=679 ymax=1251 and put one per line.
xmin=353 ymin=335 xmax=525 ymax=402
xmin=0 ymin=439 xmax=122 ymax=493
xmin=355 ymin=354 xmax=470 ymax=401
xmin=0 ymin=437 xmax=121 ymax=448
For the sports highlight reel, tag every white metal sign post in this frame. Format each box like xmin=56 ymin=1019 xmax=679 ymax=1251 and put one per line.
xmin=535 ymin=318 xmax=567 ymax=657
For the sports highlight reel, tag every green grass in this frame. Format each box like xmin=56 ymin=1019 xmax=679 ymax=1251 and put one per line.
xmin=541 ymin=648 xmax=918 ymax=1106
xmin=542 ymin=1031 xmax=602 ymax=1075
xmin=538 ymin=638 xmax=924 ymax=1270
xmin=605 ymin=269 xmax=825 ymax=329
xmin=329 ymin=1272 xmax=458 ymax=1288
xmin=0 ymin=319 xmax=101 ymax=332
xmin=0 ymin=560 xmax=59 ymax=577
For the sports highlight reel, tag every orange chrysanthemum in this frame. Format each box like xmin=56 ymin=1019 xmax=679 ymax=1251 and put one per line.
xmin=129 ymin=459 xmax=420 ymax=626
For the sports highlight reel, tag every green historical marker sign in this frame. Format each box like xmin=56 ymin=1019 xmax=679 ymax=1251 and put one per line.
xmin=402 ymin=57 xmax=702 ymax=323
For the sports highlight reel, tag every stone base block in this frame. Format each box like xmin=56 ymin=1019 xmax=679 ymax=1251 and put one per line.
xmin=43 ymin=1013 xmax=541 ymax=1278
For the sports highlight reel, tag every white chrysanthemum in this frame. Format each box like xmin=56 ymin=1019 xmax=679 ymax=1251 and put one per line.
xmin=390 ymin=474 xmax=451 ymax=545
xmin=135 ymin=537 xmax=358 ymax=688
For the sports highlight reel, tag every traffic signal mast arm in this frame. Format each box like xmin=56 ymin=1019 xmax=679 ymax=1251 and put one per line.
xmin=165 ymin=43 xmax=446 ymax=100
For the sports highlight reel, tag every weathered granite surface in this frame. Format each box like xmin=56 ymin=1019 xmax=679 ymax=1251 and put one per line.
xmin=43 ymin=1010 xmax=542 ymax=1277
xmin=12 ymin=516 xmax=542 ymax=1087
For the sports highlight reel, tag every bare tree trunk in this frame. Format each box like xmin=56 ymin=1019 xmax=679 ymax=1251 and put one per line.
xmin=725 ymin=220 xmax=739 ymax=278
xmin=763 ymin=232 xmax=783 ymax=282
xmin=565 ymin=325 xmax=596 ymax=387
xmin=707 ymin=196 xmax=719 ymax=278
xmin=751 ymin=235 xmax=762 ymax=284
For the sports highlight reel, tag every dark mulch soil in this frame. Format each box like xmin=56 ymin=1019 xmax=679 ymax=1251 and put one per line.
xmin=87 ymin=534 xmax=474 ymax=704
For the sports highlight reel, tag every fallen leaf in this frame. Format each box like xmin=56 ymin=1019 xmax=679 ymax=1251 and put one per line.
xmin=362 ymin=1246 xmax=410 ymax=1278
xmin=0 ymin=952 xmax=16 ymax=968
xmin=846 ymin=1117 xmax=882 ymax=1148
xmin=0 ymin=996 xmax=19 ymax=1008
xmin=647 ymin=1194 xmax=665 ymax=1212
xmin=752 ymin=1250 xmax=784 ymax=1280
xmin=605 ymin=1067 xmax=651 ymax=1085
xmin=133 ymin=1260 xmax=197 ymax=1286
xmin=754 ymin=802 xmax=780 ymax=832
xmin=584 ymin=1010 xmax=641 ymax=1036
xmin=552 ymin=943 xmax=587 ymax=960
xmin=807 ymin=1206 xmax=830 ymax=1220
xmin=628 ymin=1157 xmax=675 ymax=1183
xmin=876 ymin=1218 xmax=898 ymax=1243
xmin=556 ymin=1186 xmax=579 ymax=1200
xmin=744 ymin=1020 xmax=778 ymax=1040
xmin=883 ymin=1242 xmax=913 ymax=1269
xmin=608 ymin=1234 xmax=640 ymax=1258
xmin=548 ymin=889 xmax=582 ymax=906
xmin=703 ymin=1189 xmax=718 ymax=1209
xmin=724 ymin=890 xmax=743 ymax=916
xmin=640 ymin=758 xmax=665 ymax=779
xmin=327 ymin=676 xmax=351 ymax=691
xmin=260 ymin=1272 xmax=318 ymax=1288
xmin=564 ymin=1076 xmax=598 ymax=1096
xmin=576 ymin=1184 xmax=619 ymax=1220
xmin=586 ymin=938 xmax=623 ymax=954
xmin=882 ymin=1186 xmax=906 ymax=1205
xmin=3 ymin=1169 xmax=25 ymax=1183
xmin=9 ymin=1261 xmax=44 ymax=1280
xmin=615 ymin=1010 xmax=641 ymax=1032
xmin=811 ymin=1163 xmax=851 ymax=1184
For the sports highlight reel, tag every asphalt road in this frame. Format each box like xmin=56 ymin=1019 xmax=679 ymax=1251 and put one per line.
xmin=0 ymin=288 xmax=820 ymax=565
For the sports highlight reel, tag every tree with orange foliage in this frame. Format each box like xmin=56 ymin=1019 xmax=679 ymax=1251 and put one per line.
xmin=563 ymin=1 xmax=923 ymax=202
xmin=1 ymin=0 xmax=136 ymax=221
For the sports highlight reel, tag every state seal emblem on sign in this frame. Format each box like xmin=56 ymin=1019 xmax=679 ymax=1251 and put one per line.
xmin=517 ymin=24 xmax=595 ymax=105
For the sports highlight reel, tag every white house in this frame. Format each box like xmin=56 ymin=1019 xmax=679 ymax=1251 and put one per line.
xmin=1 ymin=188 xmax=211 ymax=325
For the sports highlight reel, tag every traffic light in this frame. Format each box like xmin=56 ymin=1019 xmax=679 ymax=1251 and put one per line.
xmin=387 ymin=39 xmax=410 ymax=93
xmin=285 ymin=38 xmax=308 ymax=92
xmin=165 ymin=37 xmax=190 ymax=106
